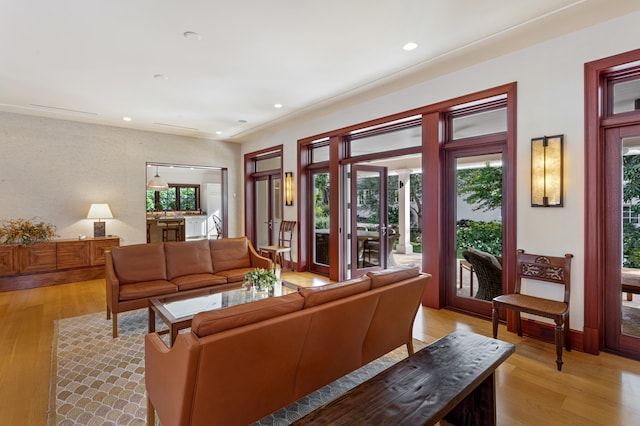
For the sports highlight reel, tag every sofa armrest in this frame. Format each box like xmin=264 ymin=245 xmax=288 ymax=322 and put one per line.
xmin=248 ymin=241 xmax=273 ymax=270
xmin=105 ymin=251 xmax=120 ymax=310
xmin=145 ymin=332 xmax=202 ymax=426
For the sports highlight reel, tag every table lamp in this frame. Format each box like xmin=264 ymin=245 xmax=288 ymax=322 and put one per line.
xmin=87 ymin=203 xmax=113 ymax=237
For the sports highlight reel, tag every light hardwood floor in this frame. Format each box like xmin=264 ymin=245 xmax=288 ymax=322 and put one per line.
xmin=1 ymin=274 xmax=640 ymax=425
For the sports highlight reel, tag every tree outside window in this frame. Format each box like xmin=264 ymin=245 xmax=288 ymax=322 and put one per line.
xmin=146 ymin=184 xmax=200 ymax=211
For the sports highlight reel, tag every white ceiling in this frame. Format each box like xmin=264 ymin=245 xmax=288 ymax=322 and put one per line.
xmin=1 ymin=1 xmax=639 ymax=142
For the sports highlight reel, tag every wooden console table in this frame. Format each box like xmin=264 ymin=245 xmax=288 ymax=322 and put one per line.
xmin=0 ymin=236 xmax=120 ymax=292
xmin=292 ymin=330 xmax=515 ymax=426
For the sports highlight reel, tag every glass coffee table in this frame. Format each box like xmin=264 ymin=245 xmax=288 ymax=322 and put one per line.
xmin=148 ymin=282 xmax=297 ymax=346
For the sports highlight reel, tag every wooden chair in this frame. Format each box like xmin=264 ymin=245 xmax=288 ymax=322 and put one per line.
xmin=212 ymin=215 xmax=223 ymax=239
xmin=158 ymin=219 xmax=182 ymax=242
xmin=492 ymin=249 xmax=573 ymax=371
xmin=260 ymin=220 xmax=296 ymax=271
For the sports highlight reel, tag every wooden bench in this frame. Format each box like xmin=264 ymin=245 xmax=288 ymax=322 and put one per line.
xmin=291 ymin=330 xmax=515 ymax=426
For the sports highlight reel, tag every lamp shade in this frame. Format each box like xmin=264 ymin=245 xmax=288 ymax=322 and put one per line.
xmin=147 ymin=166 xmax=169 ymax=190
xmin=87 ymin=203 xmax=113 ymax=220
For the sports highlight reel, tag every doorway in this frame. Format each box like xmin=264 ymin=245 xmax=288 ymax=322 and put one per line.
xmin=244 ymin=146 xmax=283 ymax=252
xmin=585 ymin=49 xmax=640 ymax=358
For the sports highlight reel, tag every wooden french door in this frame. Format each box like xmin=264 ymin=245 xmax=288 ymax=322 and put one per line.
xmin=444 ymin=147 xmax=505 ymax=319
xmin=255 ymin=174 xmax=282 ymax=249
xmin=350 ymin=165 xmax=388 ymax=277
xmin=604 ymin=124 xmax=640 ymax=359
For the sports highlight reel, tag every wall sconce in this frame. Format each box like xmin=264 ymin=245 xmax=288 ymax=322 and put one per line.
xmin=284 ymin=172 xmax=294 ymax=206
xmin=531 ymin=135 xmax=564 ymax=207
xmin=87 ymin=203 xmax=113 ymax=237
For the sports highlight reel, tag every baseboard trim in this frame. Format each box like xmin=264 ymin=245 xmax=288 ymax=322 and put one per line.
xmin=516 ymin=317 xmax=585 ymax=353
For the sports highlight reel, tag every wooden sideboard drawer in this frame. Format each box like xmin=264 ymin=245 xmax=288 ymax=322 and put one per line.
xmin=0 ymin=245 xmax=20 ymax=276
xmin=90 ymin=238 xmax=120 ymax=265
xmin=56 ymin=241 xmax=91 ymax=269
xmin=20 ymin=243 xmax=57 ymax=273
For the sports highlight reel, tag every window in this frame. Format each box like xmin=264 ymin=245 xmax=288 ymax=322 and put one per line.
xmin=147 ymin=184 xmax=200 ymax=211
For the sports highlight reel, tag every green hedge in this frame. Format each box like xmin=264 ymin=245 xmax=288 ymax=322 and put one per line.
xmin=456 ymin=220 xmax=502 ymax=258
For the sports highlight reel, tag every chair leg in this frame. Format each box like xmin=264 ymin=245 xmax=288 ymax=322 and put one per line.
xmin=555 ymin=321 xmax=564 ymax=371
xmin=492 ymin=305 xmax=499 ymax=339
xmin=112 ymin=312 xmax=118 ymax=338
xmin=147 ymin=395 xmax=155 ymax=426
xmin=406 ymin=339 xmax=415 ymax=356
xmin=515 ymin=311 xmax=523 ymax=337
xmin=564 ymin=315 xmax=571 ymax=352
xmin=106 ymin=306 xmax=111 ymax=320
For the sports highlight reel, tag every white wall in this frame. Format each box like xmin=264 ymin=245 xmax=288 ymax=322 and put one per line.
xmin=240 ymin=10 xmax=640 ymax=331
xmin=0 ymin=112 xmax=242 ymax=245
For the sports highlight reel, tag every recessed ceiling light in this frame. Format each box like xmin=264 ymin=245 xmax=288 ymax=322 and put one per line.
xmin=403 ymin=42 xmax=418 ymax=51
xmin=154 ymin=74 xmax=168 ymax=80
xmin=123 ymin=116 xmax=132 ymax=122
xmin=184 ymin=31 xmax=202 ymax=41
xmin=274 ymin=103 xmax=283 ymax=108
xmin=215 ymin=131 xmax=222 ymax=135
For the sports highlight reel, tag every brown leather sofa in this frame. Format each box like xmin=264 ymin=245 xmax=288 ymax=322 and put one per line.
xmin=145 ymin=266 xmax=431 ymax=426
xmin=105 ymin=237 xmax=272 ymax=337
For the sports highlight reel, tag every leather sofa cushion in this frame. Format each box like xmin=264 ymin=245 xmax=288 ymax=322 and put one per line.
xmin=191 ymin=292 xmax=304 ymax=337
xmin=119 ymin=279 xmax=177 ymax=301
xmin=111 ymin=243 xmax=168 ymax=284
xmin=170 ymin=273 xmax=227 ymax=291
xmin=209 ymin=237 xmax=251 ymax=273
xmin=299 ymin=276 xmax=371 ymax=308
xmin=216 ymin=267 xmax=256 ymax=283
xmin=165 ymin=240 xmax=213 ymax=280
xmin=367 ymin=266 xmax=420 ymax=289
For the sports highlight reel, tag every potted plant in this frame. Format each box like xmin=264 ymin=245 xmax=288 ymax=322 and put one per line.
xmin=243 ymin=268 xmax=278 ymax=293
xmin=0 ymin=217 xmax=57 ymax=245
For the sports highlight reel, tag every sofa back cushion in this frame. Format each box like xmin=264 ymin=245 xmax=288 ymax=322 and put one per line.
xmin=299 ymin=276 xmax=371 ymax=308
xmin=111 ymin=243 xmax=167 ymax=284
xmin=209 ymin=237 xmax=251 ymax=273
xmin=165 ymin=240 xmax=213 ymax=279
xmin=367 ymin=266 xmax=420 ymax=289
xmin=191 ymin=292 xmax=304 ymax=337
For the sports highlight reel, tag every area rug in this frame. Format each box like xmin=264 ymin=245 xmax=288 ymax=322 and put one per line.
xmin=49 ymin=309 xmax=426 ymax=425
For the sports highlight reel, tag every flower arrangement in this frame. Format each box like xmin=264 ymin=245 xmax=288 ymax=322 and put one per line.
xmin=0 ymin=217 xmax=58 ymax=245
xmin=243 ymin=267 xmax=278 ymax=291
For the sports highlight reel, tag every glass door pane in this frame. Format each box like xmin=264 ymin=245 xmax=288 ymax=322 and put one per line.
xmin=255 ymin=178 xmax=269 ymax=249
xmin=272 ymin=177 xmax=282 ymax=244
xmin=621 ymin=136 xmax=640 ymax=338
xmin=351 ymin=165 xmax=388 ymax=277
xmin=312 ymin=171 xmax=330 ymax=268
xmin=448 ymin=152 xmax=503 ymax=316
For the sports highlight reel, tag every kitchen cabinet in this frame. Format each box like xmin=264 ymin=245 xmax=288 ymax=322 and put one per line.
xmin=184 ymin=216 xmax=207 ymax=240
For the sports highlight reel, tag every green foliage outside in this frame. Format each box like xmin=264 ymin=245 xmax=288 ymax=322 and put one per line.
xmin=456 ymin=220 xmax=503 ymax=258
xmin=455 ymin=163 xmax=503 ymax=258
xmin=456 ymin=164 xmax=502 ymax=212
xmin=623 ymin=154 xmax=640 ymax=268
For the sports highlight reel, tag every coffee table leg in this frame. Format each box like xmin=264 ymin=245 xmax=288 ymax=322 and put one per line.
xmin=148 ymin=307 xmax=156 ymax=333
xmin=171 ymin=325 xmax=178 ymax=347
